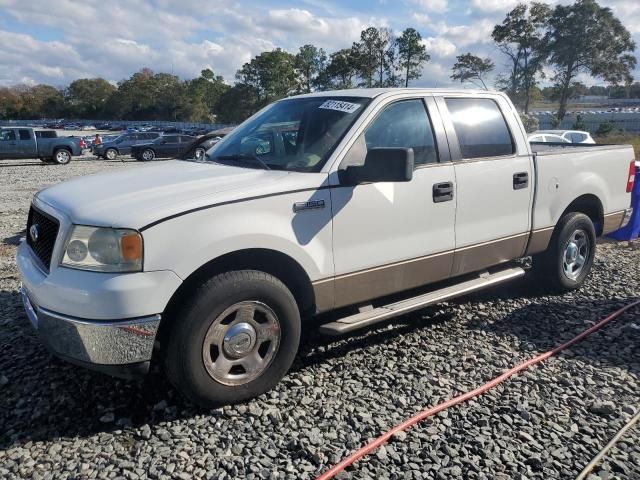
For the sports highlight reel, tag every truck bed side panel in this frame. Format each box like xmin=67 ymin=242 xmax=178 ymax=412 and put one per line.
xmin=531 ymin=144 xmax=634 ymax=238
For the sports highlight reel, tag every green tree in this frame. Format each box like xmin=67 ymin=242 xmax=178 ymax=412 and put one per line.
xmin=352 ymin=27 xmax=381 ymax=87
xmin=325 ymin=48 xmax=359 ymax=89
xmin=546 ymin=0 xmax=636 ymax=120
xmin=492 ymin=2 xmax=551 ymax=113
xmin=384 ymin=37 xmax=403 ymax=87
xmin=65 ymin=78 xmax=116 ymax=118
xmin=236 ymin=49 xmax=299 ymax=104
xmin=215 ymin=84 xmax=260 ymax=123
xmin=396 ymin=28 xmax=430 ymax=87
xmin=187 ymin=69 xmax=229 ymax=120
xmin=450 ymin=53 xmax=495 ymax=89
xmin=295 ymin=44 xmax=327 ymax=93
xmin=108 ymin=68 xmax=188 ymax=120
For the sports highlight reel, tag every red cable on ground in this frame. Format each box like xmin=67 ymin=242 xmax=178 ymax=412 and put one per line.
xmin=315 ymin=299 xmax=640 ymax=480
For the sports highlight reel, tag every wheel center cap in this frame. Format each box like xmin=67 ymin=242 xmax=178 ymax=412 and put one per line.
xmin=566 ymin=242 xmax=578 ymax=262
xmin=223 ymin=322 xmax=256 ymax=358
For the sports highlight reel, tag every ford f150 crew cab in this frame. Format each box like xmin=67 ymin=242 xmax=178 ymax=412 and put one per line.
xmin=0 ymin=127 xmax=82 ymax=164
xmin=16 ymin=89 xmax=635 ymax=407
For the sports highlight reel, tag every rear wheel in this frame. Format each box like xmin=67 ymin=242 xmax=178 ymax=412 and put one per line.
xmin=194 ymin=147 xmax=206 ymax=160
xmin=105 ymin=148 xmax=118 ymax=160
xmin=165 ymin=270 xmax=300 ymax=407
xmin=53 ymin=148 xmax=71 ymax=165
xmin=141 ymin=149 xmax=155 ymax=161
xmin=533 ymin=212 xmax=596 ymax=292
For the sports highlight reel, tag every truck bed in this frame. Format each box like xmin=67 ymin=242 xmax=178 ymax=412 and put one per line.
xmin=530 ymin=141 xmax=635 ymax=232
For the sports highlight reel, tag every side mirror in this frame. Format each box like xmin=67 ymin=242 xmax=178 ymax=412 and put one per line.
xmin=340 ymin=147 xmax=414 ymax=185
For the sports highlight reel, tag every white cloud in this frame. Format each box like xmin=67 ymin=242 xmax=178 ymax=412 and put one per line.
xmin=470 ymin=0 xmax=518 ymax=13
xmin=411 ymin=12 xmax=431 ymax=26
xmin=423 ymin=37 xmax=456 ymax=58
xmin=408 ymin=0 xmax=448 ymax=14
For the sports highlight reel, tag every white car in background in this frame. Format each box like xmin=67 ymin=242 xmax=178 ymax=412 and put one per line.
xmin=533 ymin=130 xmax=596 ymax=144
xmin=528 ymin=133 xmax=571 ymax=143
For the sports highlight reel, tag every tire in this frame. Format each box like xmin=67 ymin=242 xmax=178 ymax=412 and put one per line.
xmin=165 ymin=270 xmax=301 ymax=407
xmin=533 ymin=212 xmax=596 ymax=292
xmin=141 ymin=149 xmax=155 ymax=161
xmin=52 ymin=148 xmax=72 ymax=165
xmin=194 ymin=147 xmax=206 ymax=160
xmin=104 ymin=148 xmax=118 ymax=160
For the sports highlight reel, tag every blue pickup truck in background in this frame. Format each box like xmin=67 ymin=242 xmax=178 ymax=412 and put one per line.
xmin=0 ymin=127 xmax=82 ymax=164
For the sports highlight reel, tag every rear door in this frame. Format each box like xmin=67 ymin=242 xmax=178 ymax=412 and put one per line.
xmin=329 ymin=96 xmax=457 ymax=309
xmin=437 ymin=95 xmax=534 ymax=276
xmin=17 ymin=129 xmax=35 ymax=158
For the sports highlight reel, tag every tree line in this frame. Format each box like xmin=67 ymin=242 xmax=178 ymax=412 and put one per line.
xmin=450 ymin=0 xmax=636 ymax=119
xmin=0 ymin=0 xmax=636 ymax=124
xmin=0 ymin=27 xmax=428 ymax=124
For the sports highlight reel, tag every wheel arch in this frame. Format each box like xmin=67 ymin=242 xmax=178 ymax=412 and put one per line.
xmin=157 ymin=248 xmax=316 ymax=347
xmin=560 ymin=194 xmax=604 ymax=235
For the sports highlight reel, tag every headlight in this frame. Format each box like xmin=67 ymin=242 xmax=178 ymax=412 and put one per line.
xmin=61 ymin=225 xmax=143 ymax=272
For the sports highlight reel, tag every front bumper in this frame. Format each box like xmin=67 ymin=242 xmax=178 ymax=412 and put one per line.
xmin=20 ymin=287 xmax=160 ymax=375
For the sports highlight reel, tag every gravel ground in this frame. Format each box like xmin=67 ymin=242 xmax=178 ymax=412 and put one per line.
xmin=1 ymin=156 xmax=639 ymax=480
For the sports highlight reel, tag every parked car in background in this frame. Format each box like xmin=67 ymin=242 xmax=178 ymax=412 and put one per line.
xmin=177 ymin=133 xmax=224 ymax=160
xmin=0 ymin=127 xmax=82 ymax=164
xmin=131 ymin=135 xmax=196 ymax=161
xmin=93 ymin=132 xmax=161 ymax=159
xmin=528 ymin=133 xmax=571 ymax=143
xmin=535 ymin=130 xmax=596 ymax=144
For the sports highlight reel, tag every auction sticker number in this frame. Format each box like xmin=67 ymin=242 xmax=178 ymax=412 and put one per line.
xmin=319 ymin=100 xmax=361 ymax=114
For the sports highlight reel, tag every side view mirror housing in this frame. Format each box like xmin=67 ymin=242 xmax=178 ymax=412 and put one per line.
xmin=340 ymin=147 xmax=414 ymax=185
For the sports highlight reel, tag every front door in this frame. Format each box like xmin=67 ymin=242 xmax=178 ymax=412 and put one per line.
xmin=0 ymin=129 xmax=19 ymax=158
xmin=328 ymin=97 xmax=457 ymax=309
xmin=437 ymin=95 xmax=534 ymax=276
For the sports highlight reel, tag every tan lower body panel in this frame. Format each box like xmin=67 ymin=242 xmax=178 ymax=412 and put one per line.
xmin=525 ymin=227 xmax=554 ymax=255
xmin=452 ymin=233 xmax=529 ymax=276
xmin=313 ymin=233 xmax=529 ymax=312
xmin=602 ymin=211 xmax=625 ymax=234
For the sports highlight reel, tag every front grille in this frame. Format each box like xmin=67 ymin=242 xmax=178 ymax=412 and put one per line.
xmin=26 ymin=206 xmax=59 ymax=271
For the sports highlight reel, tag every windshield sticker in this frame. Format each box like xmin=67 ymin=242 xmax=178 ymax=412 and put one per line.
xmin=319 ymin=100 xmax=361 ymax=114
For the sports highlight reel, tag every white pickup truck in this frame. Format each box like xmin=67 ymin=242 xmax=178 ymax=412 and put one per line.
xmin=17 ymin=89 xmax=635 ymax=407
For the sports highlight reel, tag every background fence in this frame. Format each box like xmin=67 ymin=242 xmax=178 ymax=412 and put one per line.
xmin=534 ymin=112 xmax=640 ymax=134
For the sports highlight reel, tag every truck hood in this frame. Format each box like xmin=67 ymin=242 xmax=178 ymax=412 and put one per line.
xmin=36 ymin=160 xmax=291 ymax=229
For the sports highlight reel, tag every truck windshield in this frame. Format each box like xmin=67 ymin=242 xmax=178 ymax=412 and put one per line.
xmin=203 ymin=96 xmax=370 ymax=172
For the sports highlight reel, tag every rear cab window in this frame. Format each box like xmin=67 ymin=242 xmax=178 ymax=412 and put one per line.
xmin=444 ymin=97 xmax=515 ymax=159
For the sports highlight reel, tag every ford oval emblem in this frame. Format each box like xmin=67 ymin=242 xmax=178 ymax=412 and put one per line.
xmin=29 ymin=224 xmax=40 ymax=243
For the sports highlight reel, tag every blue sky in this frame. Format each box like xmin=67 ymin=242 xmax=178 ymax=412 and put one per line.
xmin=0 ymin=0 xmax=638 ymax=88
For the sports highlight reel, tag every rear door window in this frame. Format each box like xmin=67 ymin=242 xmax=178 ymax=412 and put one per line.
xmin=18 ymin=129 xmax=31 ymax=140
xmin=445 ymin=98 xmax=515 ymax=159
xmin=568 ymin=132 xmax=587 ymax=143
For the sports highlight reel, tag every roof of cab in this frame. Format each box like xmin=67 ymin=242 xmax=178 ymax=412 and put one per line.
xmin=288 ymin=87 xmax=501 ymax=99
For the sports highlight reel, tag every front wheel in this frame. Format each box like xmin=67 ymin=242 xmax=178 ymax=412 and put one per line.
xmin=533 ymin=212 xmax=596 ymax=292
xmin=53 ymin=149 xmax=71 ymax=165
xmin=165 ymin=270 xmax=301 ymax=407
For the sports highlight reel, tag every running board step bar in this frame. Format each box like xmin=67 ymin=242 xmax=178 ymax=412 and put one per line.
xmin=319 ymin=266 xmax=525 ymax=336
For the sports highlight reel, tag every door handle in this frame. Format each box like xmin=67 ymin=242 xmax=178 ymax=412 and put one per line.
xmin=513 ymin=172 xmax=529 ymax=190
xmin=433 ymin=181 xmax=454 ymax=203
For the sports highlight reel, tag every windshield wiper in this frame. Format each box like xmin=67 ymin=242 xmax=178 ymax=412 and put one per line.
xmin=215 ymin=153 xmax=271 ymax=170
